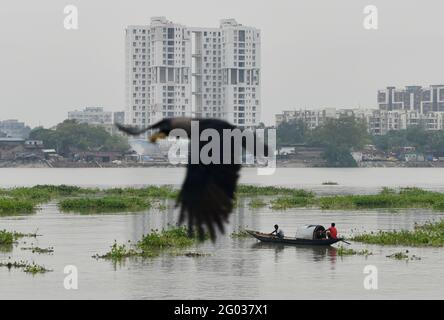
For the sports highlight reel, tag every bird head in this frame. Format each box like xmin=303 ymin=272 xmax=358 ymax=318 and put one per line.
xmin=148 ymin=119 xmax=172 ymax=143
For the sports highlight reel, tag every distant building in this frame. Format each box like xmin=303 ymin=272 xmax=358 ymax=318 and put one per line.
xmin=68 ymin=107 xmax=112 ymax=125
xmin=275 ymin=108 xmax=374 ymax=129
xmin=125 ymin=16 xmax=261 ymax=130
xmin=113 ymin=111 xmax=125 ymax=125
xmin=368 ymin=110 xmax=444 ymax=135
xmin=0 ymin=120 xmax=31 ymax=139
xmin=378 ymin=85 xmax=444 ymax=113
xmin=0 ymin=138 xmax=45 ymax=161
xmin=67 ymin=107 xmax=124 ymax=135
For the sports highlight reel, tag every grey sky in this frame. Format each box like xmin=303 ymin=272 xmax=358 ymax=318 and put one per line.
xmin=1 ymin=0 xmax=444 ymax=127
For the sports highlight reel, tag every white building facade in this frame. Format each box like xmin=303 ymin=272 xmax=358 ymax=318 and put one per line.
xmin=68 ymin=107 xmax=124 ymax=135
xmin=125 ymin=17 xmax=192 ymax=127
xmin=125 ymin=17 xmax=261 ymax=129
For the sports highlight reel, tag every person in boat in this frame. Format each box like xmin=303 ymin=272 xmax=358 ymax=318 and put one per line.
xmin=325 ymin=223 xmax=338 ymax=239
xmin=270 ymin=224 xmax=285 ymax=238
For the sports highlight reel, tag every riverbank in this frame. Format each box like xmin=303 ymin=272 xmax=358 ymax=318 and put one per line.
xmin=3 ymin=159 xmax=444 ymax=168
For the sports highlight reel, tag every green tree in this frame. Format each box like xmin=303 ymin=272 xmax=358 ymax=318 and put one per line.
xmin=276 ymin=119 xmax=308 ymax=147
xmin=309 ymin=116 xmax=369 ymax=167
xmin=29 ymin=120 xmax=130 ymax=156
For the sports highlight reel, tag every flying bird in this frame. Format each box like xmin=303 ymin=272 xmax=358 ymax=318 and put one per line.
xmin=116 ymin=117 xmax=268 ymax=241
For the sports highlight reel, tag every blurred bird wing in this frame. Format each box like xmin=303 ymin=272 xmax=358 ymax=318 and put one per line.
xmin=177 ymin=163 xmax=241 ymax=241
xmin=115 ymin=123 xmax=152 ymax=136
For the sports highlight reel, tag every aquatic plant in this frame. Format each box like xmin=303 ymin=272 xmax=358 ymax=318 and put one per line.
xmin=182 ymin=252 xmax=211 ymax=258
xmin=236 ymin=185 xmax=315 ymax=198
xmin=0 ymin=260 xmax=52 ymax=274
xmin=322 ymin=181 xmax=339 ymax=185
xmin=0 ymin=230 xmax=39 ymax=245
xmin=105 ymin=185 xmax=178 ymax=199
xmin=270 ymin=196 xmax=312 ymax=210
xmin=93 ymin=241 xmax=138 ymax=260
xmin=23 ymin=262 xmax=52 ymax=274
xmin=156 ymin=203 xmax=168 ymax=211
xmin=59 ymin=196 xmax=151 ymax=213
xmin=0 ymin=198 xmax=35 ymax=215
xmin=336 ymin=246 xmax=372 ymax=256
xmin=352 ymin=220 xmax=444 ymax=247
xmin=248 ymin=198 xmax=267 ymax=209
xmin=318 ymin=188 xmax=444 ymax=210
xmin=386 ymin=251 xmax=409 ymax=260
xmin=95 ymin=227 xmax=204 ymax=261
xmin=21 ymin=246 xmax=54 ymax=254
xmin=137 ymin=227 xmax=199 ymax=252
xmin=230 ymin=229 xmax=251 ymax=238
xmin=0 ymin=230 xmax=15 ymax=245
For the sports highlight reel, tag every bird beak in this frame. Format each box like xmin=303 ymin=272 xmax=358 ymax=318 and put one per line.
xmin=149 ymin=132 xmax=167 ymax=143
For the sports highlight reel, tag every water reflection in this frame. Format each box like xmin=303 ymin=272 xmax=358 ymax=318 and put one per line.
xmin=251 ymin=241 xmax=338 ymax=267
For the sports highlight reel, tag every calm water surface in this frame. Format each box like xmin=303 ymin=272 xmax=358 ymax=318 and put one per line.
xmin=0 ymin=168 xmax=443 ymax=299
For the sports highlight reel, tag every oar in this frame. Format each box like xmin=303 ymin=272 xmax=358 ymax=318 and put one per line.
xmin=341 ymin=239 xmax=351 ymax=245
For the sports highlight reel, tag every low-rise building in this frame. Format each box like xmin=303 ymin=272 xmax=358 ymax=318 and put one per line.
xmin=0 ymin=138 xmax=45 ymax=161
xmin=275 ymin=108 xmax=374 ymax=129
xmin=0 ymin=120 xmax=31 ymax=139
xmin=68 ymin=107 xmax=125 ymax=135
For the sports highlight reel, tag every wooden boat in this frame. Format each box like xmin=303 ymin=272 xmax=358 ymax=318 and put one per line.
xmin=246 ymin=230 xmax=344 ymax=246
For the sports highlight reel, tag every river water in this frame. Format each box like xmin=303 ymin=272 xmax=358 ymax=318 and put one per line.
xmin=0 ymin=168 xmax=443 ymax=299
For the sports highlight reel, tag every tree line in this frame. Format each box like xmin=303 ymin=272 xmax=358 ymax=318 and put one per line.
xmin=30 ymin=120 xmax=130 ymax=157
xmin=276 ymin=115 xmax=444 ymax=166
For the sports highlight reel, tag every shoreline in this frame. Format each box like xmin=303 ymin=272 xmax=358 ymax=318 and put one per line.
xmin=2 ymin=160 xmax=444 ymax=168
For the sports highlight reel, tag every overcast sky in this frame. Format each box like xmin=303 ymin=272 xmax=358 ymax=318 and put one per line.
xmin=1 ymin=0 xmax=444 ymax=127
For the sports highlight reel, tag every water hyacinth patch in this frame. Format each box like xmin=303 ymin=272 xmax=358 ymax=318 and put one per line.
xmin=352 ymin=220 xmax=444 ymax=247
xmin=94 ymin=227 xmax=205 ymax=262
xmin=59 ymin=196 xmax=151 ymax=213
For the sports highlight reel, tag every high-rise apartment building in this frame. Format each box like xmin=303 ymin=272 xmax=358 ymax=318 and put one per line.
xmin=125 ymin=17 xmax=192 ymax=128
xmin=191 ymin=19 xmax=261 ymax=127
xmin=378 ymin=85 xmax=444 ymax=113
xmin=125 ymin=17 xmax=261 ymax=130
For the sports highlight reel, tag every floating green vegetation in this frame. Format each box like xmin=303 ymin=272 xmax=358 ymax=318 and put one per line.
xmin=105 ymin=186 xmax=178 ymax=199
xmin=318 ymin=187 xmax=444 ymax=210
xmin=236 ymin=185 xmax=315 ymax=198
xmin=0 ymin=185 xmax=97 ymax=203
xmin=0 ymin=229 xmax=39 ymax=245
xmin=0 ymin=198 xmax=35 ymax=215
xmin=352 ymin=220 xmax=444 ymax=247
xmin=59 ymin=196 xmax=151 ymax=213
xmin=248 ymin=198 xmax=267 ymax=209
xmin=95 ymin=227 xmax=204 ymax=262
xmin=0 ymin=230 xmax=15 ymax=245
xmin=182 ymin=252 xmax=211 ymax=258
xmin=0 ymin=260 xmax=52 ymax=274
xmin=138 ymin=227 xmax=198 ymax=252
xmin=386 ymin=250 xmax=421 ymax=261
xmin=156 ymin=203 xmax=168 ymax=211
xmin=21 ymin=246 xmax=54 ymax=254
xmin=336 ymin=246 xmax=373 ymax=256
xmin=93 ymin=241 xmax=138 ymax=260
xmin=322 ymin=181 xmax=339 ymax=185
xmin=230 ymin=229 xmax=251 ymax=238
xmin=270 ymin=196 xmax=313 ymax=210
